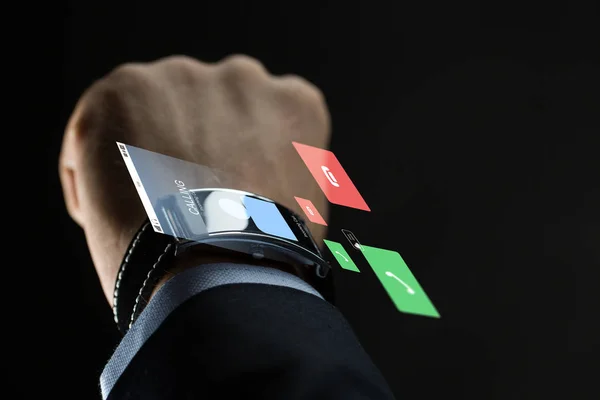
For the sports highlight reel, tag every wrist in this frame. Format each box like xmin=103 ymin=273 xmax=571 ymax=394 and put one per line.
xmin=149 ymin=247 xmax=308 ymax=301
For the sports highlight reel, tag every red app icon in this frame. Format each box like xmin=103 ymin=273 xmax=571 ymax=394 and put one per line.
xmin=292 ymin=142 xmax=370 ymax=211
xmin=294 ymin=197 xmax=328 ymax=226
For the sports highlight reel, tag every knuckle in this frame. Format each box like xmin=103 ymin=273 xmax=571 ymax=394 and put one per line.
xmin=219 ymin=54 xmax=268 ymax=79
xmin=107 ymin=62 xmax=145 ymax=82
xmin=151 ymin=55 xmax=211 ymax=86
xmin=273 ymin=75 xmax=330 ymax=134
xmin=102 ymin=63 xmax=154 ymax=99
xmin=154 ymin=55 xmax=205 ymax=73
xmin=276 ymin=75 xmax=329 ymax=117
xmin=279 ymin=74 xmax=327 ymax=105
xmin=159 ymin=54 xmax=200 ymax=67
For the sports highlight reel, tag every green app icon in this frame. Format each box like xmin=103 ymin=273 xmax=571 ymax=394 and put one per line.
xmin=323 ymin=240 xmax=360 ymax=272
xmin=362 ymin=245 xmax=440 ymax=318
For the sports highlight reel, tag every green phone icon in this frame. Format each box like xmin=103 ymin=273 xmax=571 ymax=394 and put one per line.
xmin=362 ymin=245 xmax=440 ymax=318
xmin=323 ymin=240 xmax=360 ymax=272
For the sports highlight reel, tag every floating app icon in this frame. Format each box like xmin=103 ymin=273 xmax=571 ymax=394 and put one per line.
xmin=341 ymin=229 xmax=363 ymax=251
xmin=294 ymin=197 xmax=327 ymax=226
xmin=292 ymin=142 xmax=370 ymax=211
xmin=361 ymin=245 xmax=440 ymax=318
xmin=323 ymin=240 xmax=360 ymax=272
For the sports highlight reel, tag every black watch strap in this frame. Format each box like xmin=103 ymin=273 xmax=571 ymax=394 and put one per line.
xmin=113 ymin=215 xmax=336 ymax=335
xmin=113 ymin=220 xmax=177 ymax=335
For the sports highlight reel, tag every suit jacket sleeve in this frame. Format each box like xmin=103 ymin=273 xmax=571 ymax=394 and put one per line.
xmin=102 ymin=263 xmax=396 ymax=400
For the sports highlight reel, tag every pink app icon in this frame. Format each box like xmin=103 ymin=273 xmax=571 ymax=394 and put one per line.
xmin=294 ymin=197 xmax=327 ymax=226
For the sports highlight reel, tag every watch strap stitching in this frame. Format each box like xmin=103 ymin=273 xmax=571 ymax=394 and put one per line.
xmin=128 ymin=242 xmax=175 ymax=329
xmin=112 ymin=221 xmax=152 ymax=328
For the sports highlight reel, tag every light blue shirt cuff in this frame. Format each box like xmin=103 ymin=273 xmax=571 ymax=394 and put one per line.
xmin=100 ymin=263 xmax=324 ymax=399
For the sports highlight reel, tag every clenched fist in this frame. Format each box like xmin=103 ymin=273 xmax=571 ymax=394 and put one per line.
xmin=59 ymin=55 xmax=331 ymax=304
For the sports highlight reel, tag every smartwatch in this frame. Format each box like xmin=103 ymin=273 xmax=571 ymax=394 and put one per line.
xmin=113 ymin=188 xmax=334 ymax=334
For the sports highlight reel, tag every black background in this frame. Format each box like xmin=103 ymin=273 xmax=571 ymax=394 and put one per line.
xmin=13 ymin=1 xmax=600 ymax=399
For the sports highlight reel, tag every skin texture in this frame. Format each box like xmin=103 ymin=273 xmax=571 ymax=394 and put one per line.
xmin=59 ymin=55 xmax=331 ymax=306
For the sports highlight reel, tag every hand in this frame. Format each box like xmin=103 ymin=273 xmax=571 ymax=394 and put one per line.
xmin=59 ymin=55 xmax=331 ymax=305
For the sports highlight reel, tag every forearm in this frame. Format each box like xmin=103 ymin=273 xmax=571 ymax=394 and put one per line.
xmin=104 ymin=265 xmax=396 ymax=400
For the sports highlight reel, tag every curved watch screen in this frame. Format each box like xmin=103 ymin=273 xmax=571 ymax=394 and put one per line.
xmin=160 ymin=188 xmax=299 ymax=242
xmin=181 ymin=189 xmax=297 ymax=241
xmin=117 ymin=142 xmax=298 ymax=242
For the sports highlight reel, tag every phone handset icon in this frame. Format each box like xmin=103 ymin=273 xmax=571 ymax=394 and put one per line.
xmin=335 ymin=251 xmax=349 ymax=262
xmin=321 ymin=166 xmax=340 ymax=187
xmin=385 ymin=271 xmax=415 ymax=294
